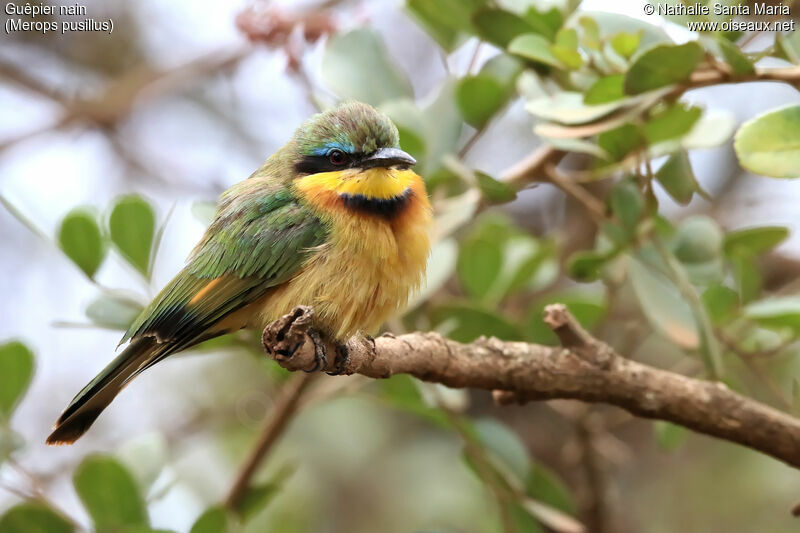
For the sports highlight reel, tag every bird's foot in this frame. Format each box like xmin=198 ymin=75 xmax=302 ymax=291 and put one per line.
xmin=326 ymin=342 xmax=350 ymax=376
xmin=304 ymin=328 xmax=328 ymax=373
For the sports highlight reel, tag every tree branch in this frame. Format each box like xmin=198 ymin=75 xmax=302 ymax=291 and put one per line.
xmin=225 ymin=372 xmax=315 ymax=510
xmin=261 ymin=305 xmax=800 ymax=470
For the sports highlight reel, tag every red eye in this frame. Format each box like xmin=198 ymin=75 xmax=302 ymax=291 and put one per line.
xmin=328 ymin=149 xmax=347 ymax=165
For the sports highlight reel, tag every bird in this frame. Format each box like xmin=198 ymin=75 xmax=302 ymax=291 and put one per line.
xmin=46 ymin=102 xmax=432 ymax=445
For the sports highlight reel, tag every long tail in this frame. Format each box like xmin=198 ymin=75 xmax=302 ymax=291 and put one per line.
xmin=46 ymin=337 xmax=162 ymax=446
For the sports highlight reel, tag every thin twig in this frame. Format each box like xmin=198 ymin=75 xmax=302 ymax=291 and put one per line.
xmin=225 ymin=372 xmax=316 ymax=510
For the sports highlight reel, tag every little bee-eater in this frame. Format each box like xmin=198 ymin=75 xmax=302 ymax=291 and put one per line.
xmin=47 ymin=102 xmax=431 ymax=445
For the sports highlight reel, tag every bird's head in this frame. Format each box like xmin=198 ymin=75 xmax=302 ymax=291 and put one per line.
xmin=292 ymin=101 xmax=416 ymax=175
xmin=285 ymin=102 xmax=424 ymax=218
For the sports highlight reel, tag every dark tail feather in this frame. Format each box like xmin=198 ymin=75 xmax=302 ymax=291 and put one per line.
xmin=46 ymin=337 xmax=159 ymax=446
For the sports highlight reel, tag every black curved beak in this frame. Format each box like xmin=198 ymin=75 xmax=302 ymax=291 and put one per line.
xmin=360 ymin=147 xmax=417 ymax=169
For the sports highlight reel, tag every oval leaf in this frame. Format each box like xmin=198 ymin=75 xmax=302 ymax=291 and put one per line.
xmin=458 ymin=235 xmax=503 ymax=302
xmin=456 ymin=75 xmax=506 ymax=128
xmin=745 ymin=297 xmax=800 ymax=330
xmin=734 ymin=105 xmax=800 ymax=178
xmin=509 ymin=33 xmax=563 ymax=68
xmin=321 ymin=29 xmax=413 ymax=106
xmin=655 ymin=151 xmax=702 ymax=205
xmin=475 ymin=171 xmax=516 ymax=204
xmin=724 ymin=226 xmax=789 ymax=257
xmin=473 ymin=8 xmax=536 ymax=48
xmin=58 ymin=208 xmax=106 ymax=279
xmin=624 ymin=41 xmax=703 ymax=94
xmin=629 ymin=257 xmax=699 ymax=349
xmin=190 ymin=507 xmax=230 ymax=533
xmin=108 ymin=195 xmax=155 ymax=277
xmin=584 ymin=74 xmax=625 ymax=105
xmin=0 ymin=341 xmax=34 ymax=420
xmin=73 ymin=454 xmax=148 ymax=531
xmin=0 ymin=503 xmax=73 ymax=533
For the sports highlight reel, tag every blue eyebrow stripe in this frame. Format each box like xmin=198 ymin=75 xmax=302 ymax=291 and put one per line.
xmin=310 ymin=141 xmax=355 ymax=156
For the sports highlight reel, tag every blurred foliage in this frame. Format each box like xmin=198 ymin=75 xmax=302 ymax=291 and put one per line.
xmin=5 ymin=0 xmax=800 ymax=531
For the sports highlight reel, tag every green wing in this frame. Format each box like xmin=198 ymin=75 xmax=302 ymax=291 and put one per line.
xmin=122 ymin=186 xmax=328 ymax=352
xmin=46 ymin=185 xmax=328 ymax=445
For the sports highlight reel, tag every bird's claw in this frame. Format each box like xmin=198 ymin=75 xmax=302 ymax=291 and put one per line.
xmin=326 ymin=343 xmax=350 ymax=376
xmin=304 ymin=328 xmax=328 ymax=373
xmin=274 ymin=341 xmax=302 ymax=359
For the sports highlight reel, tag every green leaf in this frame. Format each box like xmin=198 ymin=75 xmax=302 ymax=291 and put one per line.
xmin=628 ymin=256 xmax=699 ymax=349
xmin=566 ymin=250 xmax=607 ymax=282
xmin=481 ymin=53 xmax=525 ymax=89
xmin=235 ymin=483 xmax=281 ymax=522
xmin=433 ymin=305 xmax=521 ymax=343
xmin=456 ymin=75 xmax=506 ymax=128
xmin=526 ymin=91 xmax=623 ymax=125
xmin=585 ymin=11 xmax=669 ymax=48
xmin=508 ymin=33 xmax=563 ymax=68
xmin=0 ymin=341 xmax=34 ymax=420
xmin=473 ymin=8 xmax=536 ymax=48
xmin=58 ymin=208 xmax=106 ymax=278
xmin=108 ymin=195 xmax=156 ymax=277
xmin=85 ymin=294 xmax=144 ymax=330
xmin=702 ymin=285 xmax=739 ymax=325
xmin=681 ymin=109 xmax=736 ymax=149
xmin=73 ymin=454 xmax=148 ymax=531
xmin=597 ymin=123 xmax=644 ymax=161
xmin=610 ymin=31 xmax=641 ymax=59
xmin=731 ymin=255 xmax=762 ymax=303
xmin=745 ymin=297 xmax=800 ymax=330
xmin=475 ymin=171 xmax=516 ymax=204
xmin=549 ymin=44 xmax=583 ymax=69
xmin=526 ymin=464 xmax=577 ymax=515
xmin=578 ymin=16 xmax=600 ymax=49
xmin=653 ymin=421 xmax=688 ymax=452
xmin=522 ymin=6 xmax=563 ymax=41
xmin=672 ymin=216 xmax=723 ymax=264
xmin=734 ymin=104 xmax=800 ymax=178
xmin=643 ymin=104 xmax=702 ymax=145
xmin=406 ymin=0 xmax=473 ymax=51
xmin=550 ymin=28 xmax=582 ymax=69
xmin=474 ymin=418 xmax=530 ymax=477
xmin=609 ymin=178 xmax=644 ymax=235
xmin=655 ymin=151 xmax=703 ymax=205
xmin=0 ymin=503 xmax=74 ymax=533
xmin=716 ymin=37 xmax=754 ymax=75
xmin=458 ymin=234 xmax=503 ymax=301
xmin=584 ymin=74 xmax=625 ymax=105
xmin=190 ymin=507 xmax=230 ymax=533
xmin=724 ymin=226 xmax=789 ymax=257
xmin=321 ymin=29 xmax=413 ymax=106
xmin=624 ymin=41 xmax=703 ymax=94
